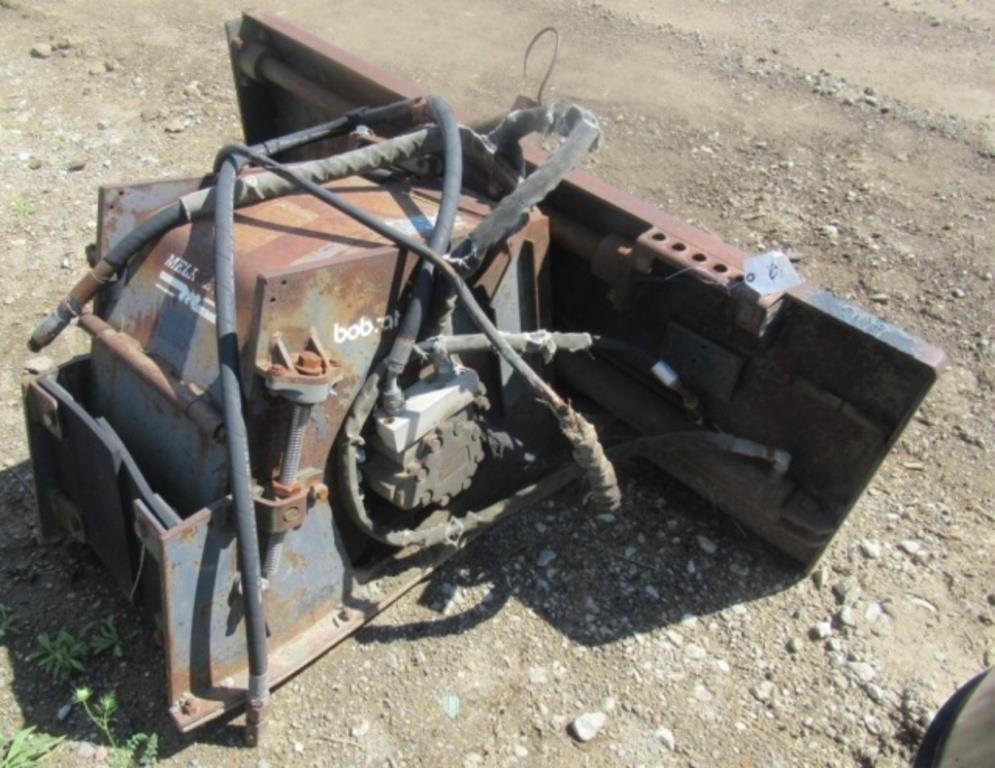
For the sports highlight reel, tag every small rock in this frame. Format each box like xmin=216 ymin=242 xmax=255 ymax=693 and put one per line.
xmin=899 ymin=539 xmax=923 ymax=555
xmin=512 ymin=744 xmax=528 ymax=758
xmin=76 ymin=743 xmax=96 ymax=759
xmin=56 ymin=702 xmax=72 ymax=720
xmin=684 ymin=643 xmax=707 ymax=661
xmin=752 ymin=681 xmax=775 ymax=702
xmin=812 ymin=566 xmax=829 ymax=589
xmin=292 ymin=741 xmax=304 ymax=754
xmin=820 ymin=223 xmax=839 ymax=241
xmin=30 ymin=43 xmax=53 ymax=59
xmin=838 ymin=606 xmax=858 ymax=628
xmin=866 ymin=683 xmax=887 ymax=704
xmin=786 ymin=637 xmax=802 ymax=654
xmin=536 ymin=548 xmax=556 ymax=568
xmin=350 ymin=720 xmax=369 ymax=738
xmin=164 ymin=117 xmax=187 ymax=134
xmin=951 ymin=288 xmax=965 ymax=299
xmin=810 ymin=621 xmax=833 ymax=640
xmin=527 ymin=666 xmax=548 ymax=685
xmin=859 ymin=539 xmax=882 ymax=559
xmin=67 ymin=157 xmax=87 ymax=172
xmin=28 ymin=157 xmax=43 ymax=170
xmin=864 ymin=602 xmax=883 ymax=623
xmin=88 ymin=61 xmax=107 ymax=75
xmin=654 ymin=726 xmax=675 ymax=750
xmin=696 ymin=535 xmax=718 ymax=555
xmin=849 ymin=661 xmax=877 ymax=683
xmin=569 ymin=711 xmax=607 ymax=742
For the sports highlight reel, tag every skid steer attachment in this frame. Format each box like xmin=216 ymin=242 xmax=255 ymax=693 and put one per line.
xmin=22 ymin=11 xmax=944 ymax=740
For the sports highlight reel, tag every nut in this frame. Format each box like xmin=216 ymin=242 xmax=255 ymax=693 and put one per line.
xmin=294 ymin=351 xmax=324 ymax=376
xmin=282 ymin=506 xmax=303 ymax=525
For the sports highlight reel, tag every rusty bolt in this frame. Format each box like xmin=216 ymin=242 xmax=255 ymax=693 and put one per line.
xmin=312 ymin=483 xmax=329 ymax=502
xmin=294 ymin=351 xmax=324 ymax=376
xmin=282 ymin=506 xmax=303 ymax=525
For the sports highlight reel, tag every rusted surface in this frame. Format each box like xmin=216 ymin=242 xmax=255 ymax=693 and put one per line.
xmin=224 ymin=12 xmax=945 ymax=567
xmin=78 ymin=313 xmax=223 ymax=437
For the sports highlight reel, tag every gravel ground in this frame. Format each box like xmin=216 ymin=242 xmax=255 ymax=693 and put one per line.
xmin=1 ymin=1 xmax=993 ymax=766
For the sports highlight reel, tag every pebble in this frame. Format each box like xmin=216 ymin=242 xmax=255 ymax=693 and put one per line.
xmin=696 ymin=535 xmax=718 ymax=554
xmin=899 ymin=539 xmax=923 ymax=555
xmin=654 ymin=726 xmax=675 ymax=750
xmin=810 ymin=621 xmax=833 ymax=640
xmin=838 ymin=606 xmax=858 ymax=628
xmin=527 ymin=666 xmax=548 ymax=685
xmin=292 ymin=741 xmax=304 ymax=754
xmin=812 ymin=566 xmax=829 ymax=589
xmin=56 ymin=702 xmax=72 ymax=720
xmin=820 ymin=224 xmax=839 ymax=241
xmin=849 ymin=661 xmax=877 ymax=683
xmin=76 ymin=742 xmax=95 ymax=759
xmin=951 ymin=288 xmax=965 ymax=298
xmin=786 ymin=637 xmax=801 ymax=654
xmin=67 ymin=157 xmax=87 ymax=172
xmin=864 ymin=602 xmax=883 ymax=623
xmin=31 ymin=43 xmax=53 ymax=59
xmin=350 ymin=719 xmax=369 ymax=738
xmin=859 ymin=539 xmax=882 ymax=559
xmin=684 ymin=643 xmax=707 ymax=660
xmin=752 ymin=681 xmax=775 ymax=702
xmin=28 ymin=157 xmax=43 ymax=170
xmin=536 ymin=548 xmax=556 ymax=568
xmin=88 ymin=61 xmax=107 ymax=76
xmin=865 ymin=683 xmax=887 ymax=704
xmin=164 ymin=118 xmax=188 ymax=134
xmin=569 ymin=711 xmax=607 ymax=742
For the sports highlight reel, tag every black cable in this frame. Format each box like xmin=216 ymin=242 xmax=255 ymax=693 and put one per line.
xmin=212 ymin=154 xmax=270 ymax=719
xmin=380 ymin=96 xmax=463 ymax=414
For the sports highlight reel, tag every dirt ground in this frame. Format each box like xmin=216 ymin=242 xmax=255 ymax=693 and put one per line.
xmin=1 ymin=0 xmax=993 ymax=766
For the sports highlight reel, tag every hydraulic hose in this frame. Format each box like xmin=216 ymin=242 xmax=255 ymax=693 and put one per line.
xmin=213 ymin=154 xmax=270 ymax=734
xmin=216 ymin=131 xmax=618 ymax=513
xmin=28 ymin=119 xmax=517 ymax=352
xmin=380 ymin=96 xmax=463 ymax=415
xmin=446 ymin=104 xmax=599 ymax=277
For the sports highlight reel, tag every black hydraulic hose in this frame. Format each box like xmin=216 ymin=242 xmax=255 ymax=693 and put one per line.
xmin=213 ymin=155 xmax=270 ymax=725
xmin=28 ymin=100 xmax=416 ymax=352
xmin=380 ymin=96 xmax=463 ymax=414
xmin=447 ymin=105 xmax=599 ymax=277
xmin=217 ymin=141 xmax=619 ymax=512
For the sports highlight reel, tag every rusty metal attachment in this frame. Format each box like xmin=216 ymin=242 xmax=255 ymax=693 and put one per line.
xmin=20 ymin=10 xmax=944 ymax=744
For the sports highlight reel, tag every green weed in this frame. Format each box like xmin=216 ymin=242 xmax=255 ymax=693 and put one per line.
xmin=0 ymin=605 xmax=16 ymax=640
xmin=0 ymin=727 xmax=62 ymax=768
xmin=74 ymin=689 xmax=158 ymax=767
xmin=87 ymin=617 xmax=123 ymax=659
xmin=28 ymin=629 xmax=87 ymax=681
xmin=11 ymin=197 xmax=33 ymax=218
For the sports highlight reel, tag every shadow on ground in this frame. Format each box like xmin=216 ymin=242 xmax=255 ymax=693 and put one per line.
xmin=0 ymin=443 xmax=802 ymax=761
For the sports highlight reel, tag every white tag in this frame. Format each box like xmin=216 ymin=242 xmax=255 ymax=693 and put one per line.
xmin=743 ymin=250 xmax=803 ymax=296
